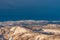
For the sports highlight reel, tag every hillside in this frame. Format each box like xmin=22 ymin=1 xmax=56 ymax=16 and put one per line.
xmin=0 ymin=21 xmax=60 ymax=40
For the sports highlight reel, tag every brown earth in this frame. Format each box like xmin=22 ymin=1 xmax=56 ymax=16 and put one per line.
xmin=0 ymin=24 xmax=60 ymax=40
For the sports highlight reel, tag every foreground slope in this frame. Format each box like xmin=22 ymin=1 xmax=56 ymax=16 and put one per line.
xmin=0 ymin=26 xmax=60 ymax=40
xmin=0 ymin=20 xmax=60 ymax=40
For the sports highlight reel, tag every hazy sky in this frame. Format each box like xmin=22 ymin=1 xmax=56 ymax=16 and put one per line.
xmin=0 ymin=0 xmax=48 ymax=9
xmin=0 ymin=0 xmax=59 ymax=8
xmin=0 ymin=0 xmax=60 ymax=20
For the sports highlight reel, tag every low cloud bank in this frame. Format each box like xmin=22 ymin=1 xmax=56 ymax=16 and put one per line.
xmin=0 ymin=20 xmax=60 ymax=24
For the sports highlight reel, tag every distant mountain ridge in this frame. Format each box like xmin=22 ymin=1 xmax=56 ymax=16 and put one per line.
xmin=0 ymin=20 xmax=60 ymax=27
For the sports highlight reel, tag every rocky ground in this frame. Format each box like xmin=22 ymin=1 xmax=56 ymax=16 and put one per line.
xmin=0 ymin=20 xmax=60 ymax=40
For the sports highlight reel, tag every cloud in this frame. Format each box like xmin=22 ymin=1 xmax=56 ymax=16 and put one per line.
xmin=0 ymin=20 xmax=58 ymax=23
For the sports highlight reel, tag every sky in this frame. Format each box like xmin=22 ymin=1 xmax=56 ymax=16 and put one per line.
xmin=0 ymin=0 xmax=47 ymax=8
xmin=0 ymin=0 xmax=60 ymax=21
